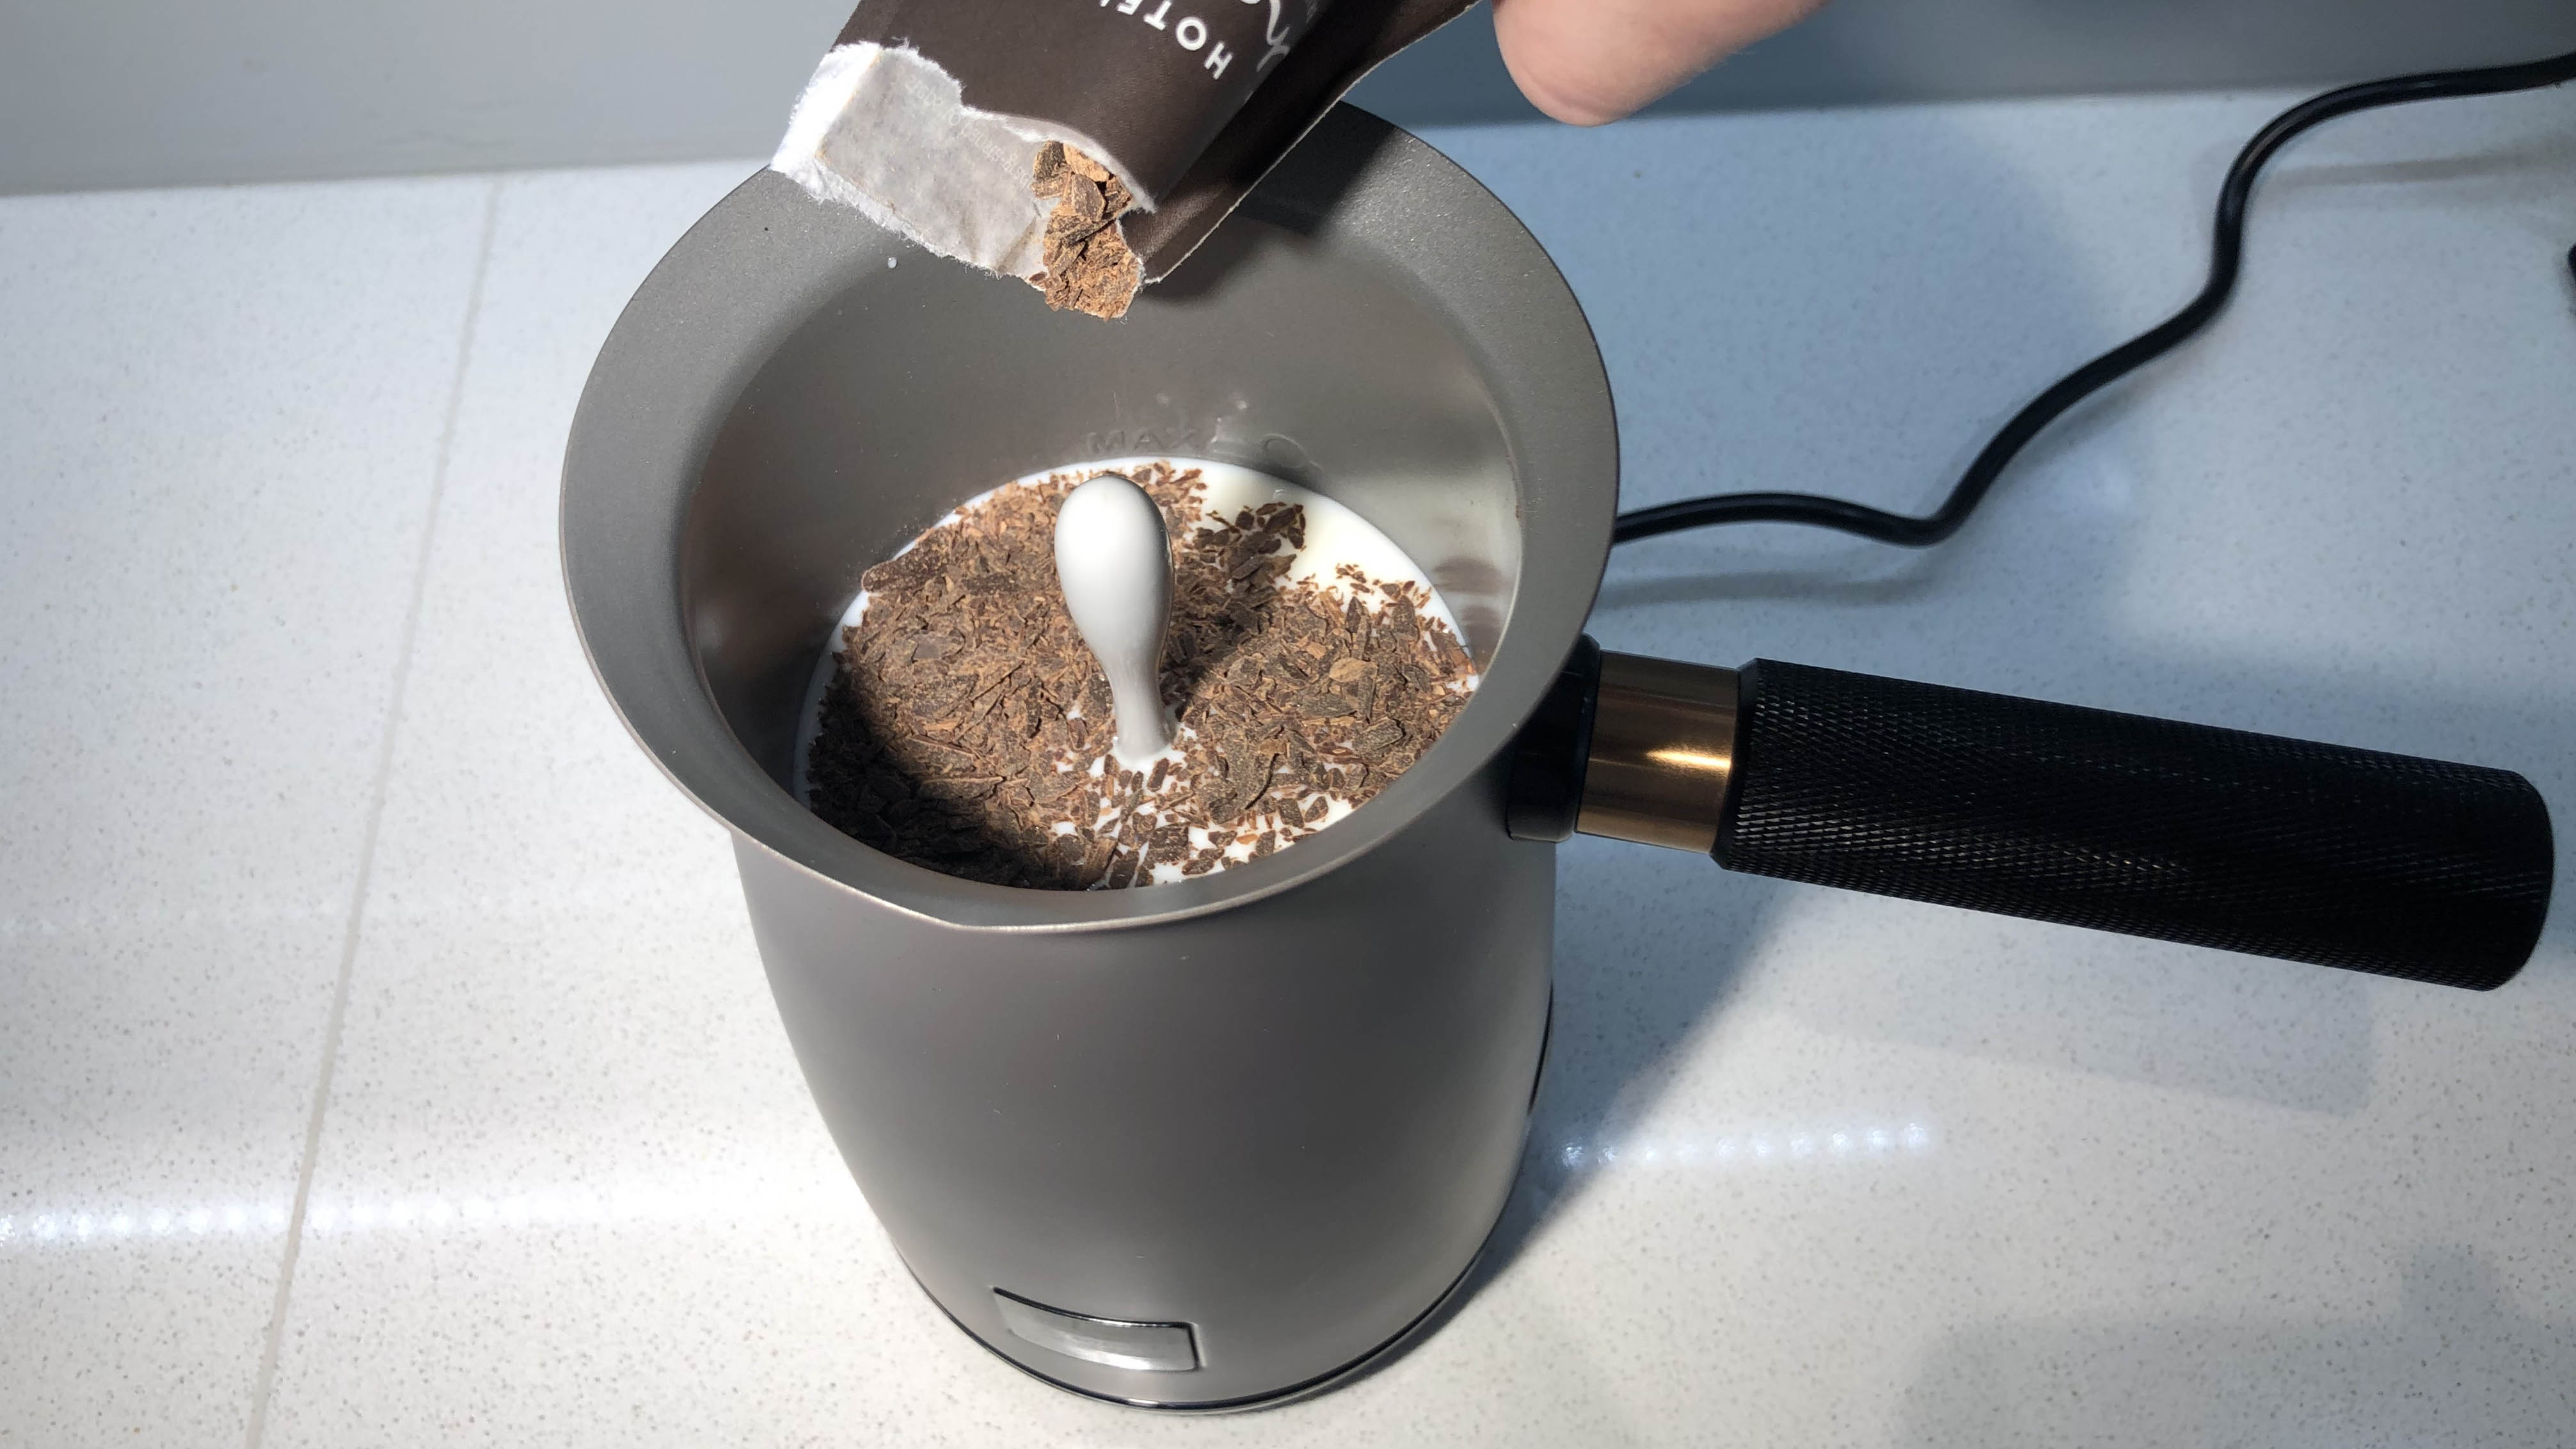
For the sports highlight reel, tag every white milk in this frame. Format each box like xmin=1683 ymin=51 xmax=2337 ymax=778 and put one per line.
xmin=791 ymin=457 xmax=1478 ymax=880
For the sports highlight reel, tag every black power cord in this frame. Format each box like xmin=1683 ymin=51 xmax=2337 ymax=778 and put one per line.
xmin=1614 ymin=47 xmax=2576 ymax=549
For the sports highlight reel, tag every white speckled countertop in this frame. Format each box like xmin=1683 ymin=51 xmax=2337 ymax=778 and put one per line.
xmin=4 ymin=85 xmax=2572 ymax=1446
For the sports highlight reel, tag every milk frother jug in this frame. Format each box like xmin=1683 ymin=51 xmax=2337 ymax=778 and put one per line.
xmin=562 ymin=108 xmax=2552 ymax=1410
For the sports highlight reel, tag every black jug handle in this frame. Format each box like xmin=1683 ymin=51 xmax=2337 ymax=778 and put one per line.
xmin=1506 ymin=635 xmax=2554 ymax=990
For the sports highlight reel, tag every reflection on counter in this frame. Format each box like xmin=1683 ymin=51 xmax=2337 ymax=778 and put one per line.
xmin=1 ymin=1124 xmax=1941 ymax=1252
xmin=1559 ymin=1120 xmax=1937 ymax=1172
xmin=0 ymin=1178 xmax=863 ymax=1252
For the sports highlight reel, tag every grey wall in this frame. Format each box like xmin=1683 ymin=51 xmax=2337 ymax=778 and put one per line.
xmin=4 ymin=0 xmax=2572 ymax=194
xmin=0 ymin=0 xmax=853 ymax=194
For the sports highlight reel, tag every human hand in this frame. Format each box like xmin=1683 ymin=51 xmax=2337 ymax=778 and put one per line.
xmin=1492 ymin=0 xmax=1827 ymax=125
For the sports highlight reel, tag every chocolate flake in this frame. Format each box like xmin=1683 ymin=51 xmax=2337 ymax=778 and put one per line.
xmin=1030 ymin=143 xmax=1142 ymax=320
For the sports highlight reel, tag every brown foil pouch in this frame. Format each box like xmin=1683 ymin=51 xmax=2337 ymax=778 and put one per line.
xmin=770 ymin=0 xmax=1472 ymax=315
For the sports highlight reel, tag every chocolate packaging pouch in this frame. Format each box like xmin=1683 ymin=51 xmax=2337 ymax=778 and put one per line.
xmin=771 ymin=0 xmax=1474 ymax=317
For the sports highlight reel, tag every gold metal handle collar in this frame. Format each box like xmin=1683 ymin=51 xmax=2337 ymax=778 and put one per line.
xmin=1574 ymin=653 xmax=1741 ymax=854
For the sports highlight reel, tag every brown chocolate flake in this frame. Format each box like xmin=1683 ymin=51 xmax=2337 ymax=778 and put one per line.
xmin=1352 ymin=718 xmax=1406 ymax=759
xmin=1030 ymin=143 xmax=1142 ymax=320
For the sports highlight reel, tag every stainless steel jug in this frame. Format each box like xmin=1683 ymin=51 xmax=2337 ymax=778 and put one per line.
xmin=563 ymin=107 xmax=2550 ymax=1410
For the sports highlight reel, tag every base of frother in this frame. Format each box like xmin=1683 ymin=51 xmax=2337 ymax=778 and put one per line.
xmin=913 ymin=1235 xmax=1491 ymax=1414
xmin=908 ymin=990 xmax=1552 ymax=1413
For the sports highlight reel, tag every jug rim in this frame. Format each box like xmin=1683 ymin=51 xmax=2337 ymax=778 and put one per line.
xmin=561 ymin=107 xmax=1618 ymax=933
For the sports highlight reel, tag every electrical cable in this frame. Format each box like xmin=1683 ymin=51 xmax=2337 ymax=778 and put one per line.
xmin=1612 ymin=47 xmax=2576 ymax=549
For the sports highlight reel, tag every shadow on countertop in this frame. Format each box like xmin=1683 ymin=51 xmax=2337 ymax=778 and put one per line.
xmin=1896 ymin=1245 xmax=2576 ymax=1445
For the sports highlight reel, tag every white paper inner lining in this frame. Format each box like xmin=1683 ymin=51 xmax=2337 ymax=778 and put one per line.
xmin=770 ymin=42 xmax=1142 ymax=281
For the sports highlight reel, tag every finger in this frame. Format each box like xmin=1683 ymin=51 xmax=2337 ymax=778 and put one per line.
xmin=1492 ymin=0 xmax=1828 ymax=125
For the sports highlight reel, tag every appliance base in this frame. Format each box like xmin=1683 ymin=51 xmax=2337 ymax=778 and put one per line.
xmin=914 ymin=1233 xmax=1493 ymax=1414
xmin=910 ymin=987 xmax=1550 ymax=1413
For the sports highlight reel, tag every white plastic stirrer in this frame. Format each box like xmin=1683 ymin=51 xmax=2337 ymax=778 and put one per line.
xmin=1053 ymin=473 xmax=1174 ymax=766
